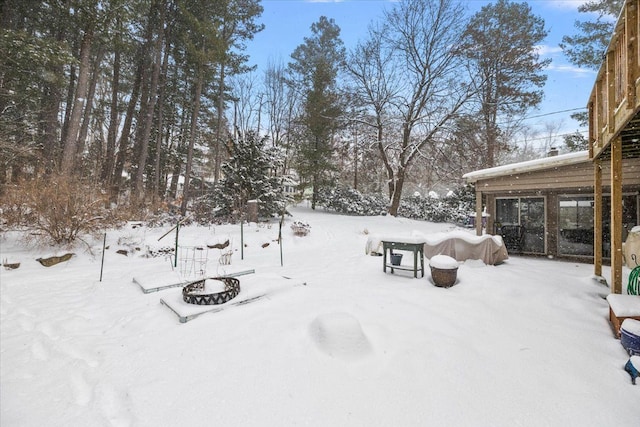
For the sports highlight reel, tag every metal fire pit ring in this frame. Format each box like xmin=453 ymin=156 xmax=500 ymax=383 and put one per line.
xmin=182 ymin=277 xmax=240 ymax=305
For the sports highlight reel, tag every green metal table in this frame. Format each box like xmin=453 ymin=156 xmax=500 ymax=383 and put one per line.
xmin=382 ymin=240 xmax=425 ymax=278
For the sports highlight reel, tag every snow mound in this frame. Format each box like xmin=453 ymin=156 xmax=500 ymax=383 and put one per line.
xmin=309 ymin=312 xmax=372 ymax=360
xmin=430 ymin=254 xmax=458 ymax=269
xmin=632 ymin=355 xmax=640 ymax=371
xmin=622 ymin=318 xmax=640 ymax=336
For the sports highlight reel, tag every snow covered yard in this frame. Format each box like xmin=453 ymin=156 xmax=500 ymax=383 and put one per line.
xmin=1 ymin=206 xmax=638 ymax=426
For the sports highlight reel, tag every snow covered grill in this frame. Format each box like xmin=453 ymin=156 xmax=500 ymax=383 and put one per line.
xmin=621 ymin=319 xmax=640 ymax=356
xmin=182 ymin=277 xmax=240 ymax=305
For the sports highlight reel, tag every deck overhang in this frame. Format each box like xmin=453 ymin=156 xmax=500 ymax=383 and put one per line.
xmin=588 ymin=0 xmax=640 ymax=293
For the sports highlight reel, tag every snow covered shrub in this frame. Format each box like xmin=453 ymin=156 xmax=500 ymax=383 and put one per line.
xmin=291 ymin=220 xmax=311 ymax=236
xmin=399 ymin=194 xmax=450 ymax=222
xmin=192 ymin=131 xmax=290 ymax=224
xmin=0 ymin=175 xmax=123 ymax=245
xmin=192 ymin=186 xmax=234 ymax=224
xmin=316 ymin=185 xmax=387 ymax=216
xmin=398 ymin=185 xmax=474 ymax=224
xmin=442 ymin=185 xmax=475 ymax=225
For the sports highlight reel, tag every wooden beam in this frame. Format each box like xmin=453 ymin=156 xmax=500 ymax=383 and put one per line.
xmin=607 ymin=50 xmax=616 ymax=134
xmin=486 ymin=194 xmax=495 ymax=236
xmin=475 ymin=189 xmax=483 ymax=236
xmin=626 ymin=0 xmax=638 ymax=108
xmin=596 ymin=78 xmax=605 ymax=152
xmin=610 ymin=137 xmax=623 ymax=294
xmin=594 ymin=159 xmax=603 ymax=278
xmin=588 ymin=101 xmax=595 ymax=158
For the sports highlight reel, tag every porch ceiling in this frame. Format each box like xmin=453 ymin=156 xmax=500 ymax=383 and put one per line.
xmin=598 ymin=109 xmax=640 ymax=160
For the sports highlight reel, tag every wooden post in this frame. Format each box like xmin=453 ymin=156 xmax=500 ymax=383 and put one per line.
xmin=486 ymin=194 xmax=495 ymax=235
xmin=247 ymin=200 xmax=258 ymax=222
xmin=594 ymin=159 xmax=603 ymax=278
xmin=611 ymin=137 xmax=623 ymax=294
xmin=588 ymin=101 xmax=594 ymax=157
xmin=607 ymin=50 xmax=616 ymax=133
xmin=626 ymin=0 xmax=638 ymax=108
xmin=475 ymin=189 xmax=483 ymax=236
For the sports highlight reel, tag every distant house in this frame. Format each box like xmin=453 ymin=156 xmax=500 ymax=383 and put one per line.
xmin=463 ymin=150 xmax=640 ymax=262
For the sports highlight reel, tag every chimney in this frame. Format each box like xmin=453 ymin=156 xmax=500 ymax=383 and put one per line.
xmin=547 ymin=147 xmax=558 ymax=157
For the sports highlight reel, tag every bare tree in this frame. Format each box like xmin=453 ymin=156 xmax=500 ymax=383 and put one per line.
xmin=346 ymin=23 xmax=400 ymax=199
xmin=263 ymin=58 xmax=300 ymax=174
xmin=229 ymin=71 xmax=261 ymax=137
xmin=347 ymin=0 xmax=474 ymax=215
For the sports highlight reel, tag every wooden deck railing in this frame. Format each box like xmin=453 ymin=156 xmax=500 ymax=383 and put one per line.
xmin=588 ymin=0 xmax=640 ymax=159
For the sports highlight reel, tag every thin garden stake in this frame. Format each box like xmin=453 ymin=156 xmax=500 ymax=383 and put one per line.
xmin=279 ymin=210 xmax=285 ymax=267
xmin=99 ymin=232 xmax=106 ymax=282
xmin=158 ymin=215 xmax=191 ymax=269
xmin=174 ymin=221 xmax=179 ymax=268
xmin=241 ymin=218 xmax=244 ymax=260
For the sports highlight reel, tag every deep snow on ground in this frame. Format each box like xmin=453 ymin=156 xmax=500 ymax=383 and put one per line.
xmin=1 ymin=206 xmax=638 ymax=427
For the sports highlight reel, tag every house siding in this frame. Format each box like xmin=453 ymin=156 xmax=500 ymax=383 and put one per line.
xmin=475 ymin=158 xmax=640 ymax=194
xmin=471 ymin=157 xmax=640 ymax=261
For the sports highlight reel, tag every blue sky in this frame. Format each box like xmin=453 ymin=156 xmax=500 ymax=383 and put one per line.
xmin=247 ymin=0 xmax=602 ymax=145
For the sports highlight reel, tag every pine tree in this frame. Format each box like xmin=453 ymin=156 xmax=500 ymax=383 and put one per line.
xmin=460 ymin=0 xmax=550 ymax=168
xmin=218 ymin=131 xmax=287 ymax=219
xmin=287 ymin=16 xmax=345 ymax=210
xmin=560 ymin=0 xmax=624 ymax=70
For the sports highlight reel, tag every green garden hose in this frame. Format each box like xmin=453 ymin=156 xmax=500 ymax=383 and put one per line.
xmin=629 ymin=264 xmax=640 ymax=295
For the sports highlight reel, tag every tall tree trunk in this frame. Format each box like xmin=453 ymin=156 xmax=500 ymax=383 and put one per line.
xmin=76 ymin=46 xmax=104 ymax=170
xmin=101 ymin=46 xmax=120 ymax=183
xmin=40 ymin=81 xmax=62 ymax=174
xmin=169 ymin=157 xmax=182 ymax=201
xmin=353 ymin=127 xmax=358 ymax=190
xmin=388 ymin=167 xmax=405 ymax=216
xmin=111 ymin=62 xmax=143 ymax=203
xmin=132 ymin=9 xmax=164 ymax=206
xmin=213 ymin=62 xmax=226 ymax=183
xmin=60 ymin=61 xmax=76 ymax=161
xmin=375 ymin=120 xmax=394 ymax=204
xmin=168 ymin=107 xmax=189 ymax=201
xmin=310 ymin=136 xmax=319 ymax=210
xmin=152 ymin=34 xmax=171 ymax=204
xmin=60 ymin=29 xmax=93 ymax=174
xmin=180 ymin=68 xmax=204 ymax=216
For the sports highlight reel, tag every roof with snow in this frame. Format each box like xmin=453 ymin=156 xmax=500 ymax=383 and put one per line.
xmin=462 ymin=151 xmax=590 ymax=183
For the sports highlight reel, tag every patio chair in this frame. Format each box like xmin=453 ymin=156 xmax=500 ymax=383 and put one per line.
xmin=495 ymin=224 xmax=525 ymax=253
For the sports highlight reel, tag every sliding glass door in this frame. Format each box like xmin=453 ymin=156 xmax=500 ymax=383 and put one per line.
xmin=495 ymin=197 xmax=545 ymax=254
xmin=558 ymin=196 xmax=594 ymax=256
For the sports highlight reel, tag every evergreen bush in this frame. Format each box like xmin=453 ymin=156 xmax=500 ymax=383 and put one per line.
xmin=192 ymin=131 xmax=290 ymax=224
xmin=316 ymin=183 xmax=474 ymax=224
xmin=316 ymin=185 xmax=387 ymax=216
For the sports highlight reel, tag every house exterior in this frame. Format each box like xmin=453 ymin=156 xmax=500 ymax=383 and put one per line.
xmin=466 ymin=0 xmax=640 ymax=294
xmin=463 ymin=151 xmax=640 ymax=263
